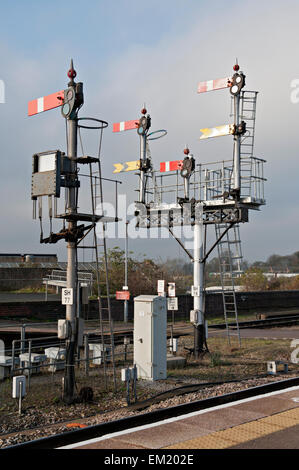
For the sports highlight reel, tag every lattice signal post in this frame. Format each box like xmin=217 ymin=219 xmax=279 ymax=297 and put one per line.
xmin=113 ymin=63 xmax=266 ymax=357
xmin=113 ymin=108 xmax=167 ymax=203
xmin=29 ymin=61 xmax=118 ymax=403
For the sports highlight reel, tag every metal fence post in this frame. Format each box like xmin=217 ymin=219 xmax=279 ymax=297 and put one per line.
xmin=84 ymin=334 xmax=89 ymax=377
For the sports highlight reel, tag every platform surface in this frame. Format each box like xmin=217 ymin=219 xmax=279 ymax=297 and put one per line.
xmin=61 ymin=385 xmax=299 ymax=450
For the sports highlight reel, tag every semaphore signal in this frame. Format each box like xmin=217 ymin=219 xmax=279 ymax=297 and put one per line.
xmin=112 ymin=62 xmax=266 ymax=359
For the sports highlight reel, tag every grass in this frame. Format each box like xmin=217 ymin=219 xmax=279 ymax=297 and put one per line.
xmin=167 ymin=335 xmax=297 ymax=382
xmin=207 ymin=312 xmax=257 ymax=325
xmin=0 ymin=287 xmax=55 ymax=294
xmin=0 ymin=334 xmax=298 ymax=427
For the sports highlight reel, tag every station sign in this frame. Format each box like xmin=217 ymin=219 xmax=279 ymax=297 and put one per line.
xmin=167 ymin=297 xmax=178 ymax=311
xmin=191 ymin=286 xmax=200 ymax=297
xmin=157 ymin=280 xmax=165 ymax=296
xmin=116 ymin=290 xmax=130 ymax=300
xmin=168 ymin=282 xmax=176 ymax=297
xmin=62 ymin=288 xmax=73 ymax=305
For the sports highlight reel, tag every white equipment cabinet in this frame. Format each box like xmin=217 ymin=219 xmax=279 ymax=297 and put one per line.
xmin=134 ymin=294 xmax=167 ymax=381
xmin=89 ymin=343 xmax=110 ymax=365
xmin=12 ymin=376 xmax=26 ymax=398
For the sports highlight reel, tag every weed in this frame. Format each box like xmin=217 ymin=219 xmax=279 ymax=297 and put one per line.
xmin=209 ymin=351 xmax=222 ymax=367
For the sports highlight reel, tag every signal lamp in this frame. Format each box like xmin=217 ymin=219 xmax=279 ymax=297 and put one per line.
xmin=61 ymin=86 xmax=76 ymax=118
xmin=180 ymin=157 xmax=195 ymax=178
xmin=137 ymin=115 xmax=151 ymax=135
xmin=230 ymin=72 xmax=245 ymax=96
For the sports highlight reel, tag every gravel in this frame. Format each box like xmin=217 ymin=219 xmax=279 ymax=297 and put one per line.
xmin=0 ymin=372 xmax=297 ymax=449
xmin=1 ymin=331 xmax=297 ymax=448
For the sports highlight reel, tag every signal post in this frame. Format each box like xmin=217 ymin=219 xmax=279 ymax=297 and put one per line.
xmin=29 ymin=61 xmax=85 ymax=403
xmin=63 ymin=63 xmax=83 ymax=403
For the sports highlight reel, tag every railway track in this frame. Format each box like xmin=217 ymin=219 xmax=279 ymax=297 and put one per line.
xmin=4 ymin=375 xmax=299 ymax=450
xmin=110 ymin=313 xmax=299 ymax=339
xmin=1 ymin=313 xmax=299 ymax=341
xmin=210 ymin=314 xmax=299 ymax=330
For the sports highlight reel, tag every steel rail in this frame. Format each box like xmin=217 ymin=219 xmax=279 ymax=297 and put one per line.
xmin=4 ymin=376 xmax=299 ymax=450
xmin=211 ymin=314 xmax=299 ymax=330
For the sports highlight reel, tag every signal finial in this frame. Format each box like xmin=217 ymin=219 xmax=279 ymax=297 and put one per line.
xmin=233 ymin=58 xmax=240 ymax=72
xmin=67 ymin=59 xmax=77 ymax=83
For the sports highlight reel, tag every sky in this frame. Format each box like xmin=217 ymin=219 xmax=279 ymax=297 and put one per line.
xmin=0 ymin=0 xmax=299 ymax=265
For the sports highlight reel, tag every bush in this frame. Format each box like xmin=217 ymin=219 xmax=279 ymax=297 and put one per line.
xmin=240 ymin=267 xmax=268 ymax=291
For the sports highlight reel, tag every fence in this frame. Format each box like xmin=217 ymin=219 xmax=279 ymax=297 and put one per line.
xmin=0 ymin=321 xmax=135 ymax=417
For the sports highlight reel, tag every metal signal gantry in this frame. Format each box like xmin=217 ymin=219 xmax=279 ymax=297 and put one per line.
xmin=113 ymin=62 xmax=266 ymax=358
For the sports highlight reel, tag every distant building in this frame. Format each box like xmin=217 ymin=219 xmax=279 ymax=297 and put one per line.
xmin=263 ymin=272 xmax=299 ymax=280
xmin=0 ymin=253 xmax=58 ymax=264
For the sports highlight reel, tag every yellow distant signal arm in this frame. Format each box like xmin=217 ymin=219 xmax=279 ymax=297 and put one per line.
xmin=113 ymin=160 xmax=141 ymax=173
xmin=199 ymin=124 xmax=235 ymax=140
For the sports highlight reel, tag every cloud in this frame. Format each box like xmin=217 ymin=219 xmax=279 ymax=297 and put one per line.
xmin=1 ymin=1 xmax=299 ymax=263
xmin=87 ymin=2 xmax=299 ymax=262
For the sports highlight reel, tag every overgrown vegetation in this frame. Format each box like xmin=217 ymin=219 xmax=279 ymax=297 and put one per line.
xmin=240 ymin=267 xmax=299 ymax=291
xmin=92 ymin=248 xmax=299 ymax=296
xmin=3 ymin=248 xmax=299 ymax=295
xmin=93 ymin=247 xmax=192 ymax=297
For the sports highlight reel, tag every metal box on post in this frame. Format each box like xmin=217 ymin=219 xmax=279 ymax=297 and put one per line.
xmin=31 ymin=150 xmax=62 ymax=199
xmin=12 ymin=376 xmax=26 ymax=398
xmin=133 ymin=295 xmax=167 ymax=381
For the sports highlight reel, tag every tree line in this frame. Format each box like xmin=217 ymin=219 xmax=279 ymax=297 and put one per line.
xmin=95 ymin=248 xmax=299 ymax=296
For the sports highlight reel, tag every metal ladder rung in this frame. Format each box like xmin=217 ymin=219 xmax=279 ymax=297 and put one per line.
xmin=216 ymin=222 xmax=242 ymax=348
xmin=86 ymin=156 xmax=117 ymax=390
xmin=219 ymin=240 xmax=241 ymax=245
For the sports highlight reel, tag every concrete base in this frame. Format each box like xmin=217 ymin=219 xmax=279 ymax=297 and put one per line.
xmin=167 ymin=355 xmax=186 ymax=370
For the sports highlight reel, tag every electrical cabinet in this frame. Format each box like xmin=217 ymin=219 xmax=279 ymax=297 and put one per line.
xmin=44 ymin=347 xmax=66 ymax=372
xmin=12 ymin=376 xmax=26 ymax=398
xmin=133 ymin=295 xmax=167 ymax=381
xmin=57 ymin=319 xmax=70 ymax=339
xmin=31 ymin=150 xmax=62 ymax=199
xmin=89 ymin=343 xmax=111 ymax=365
